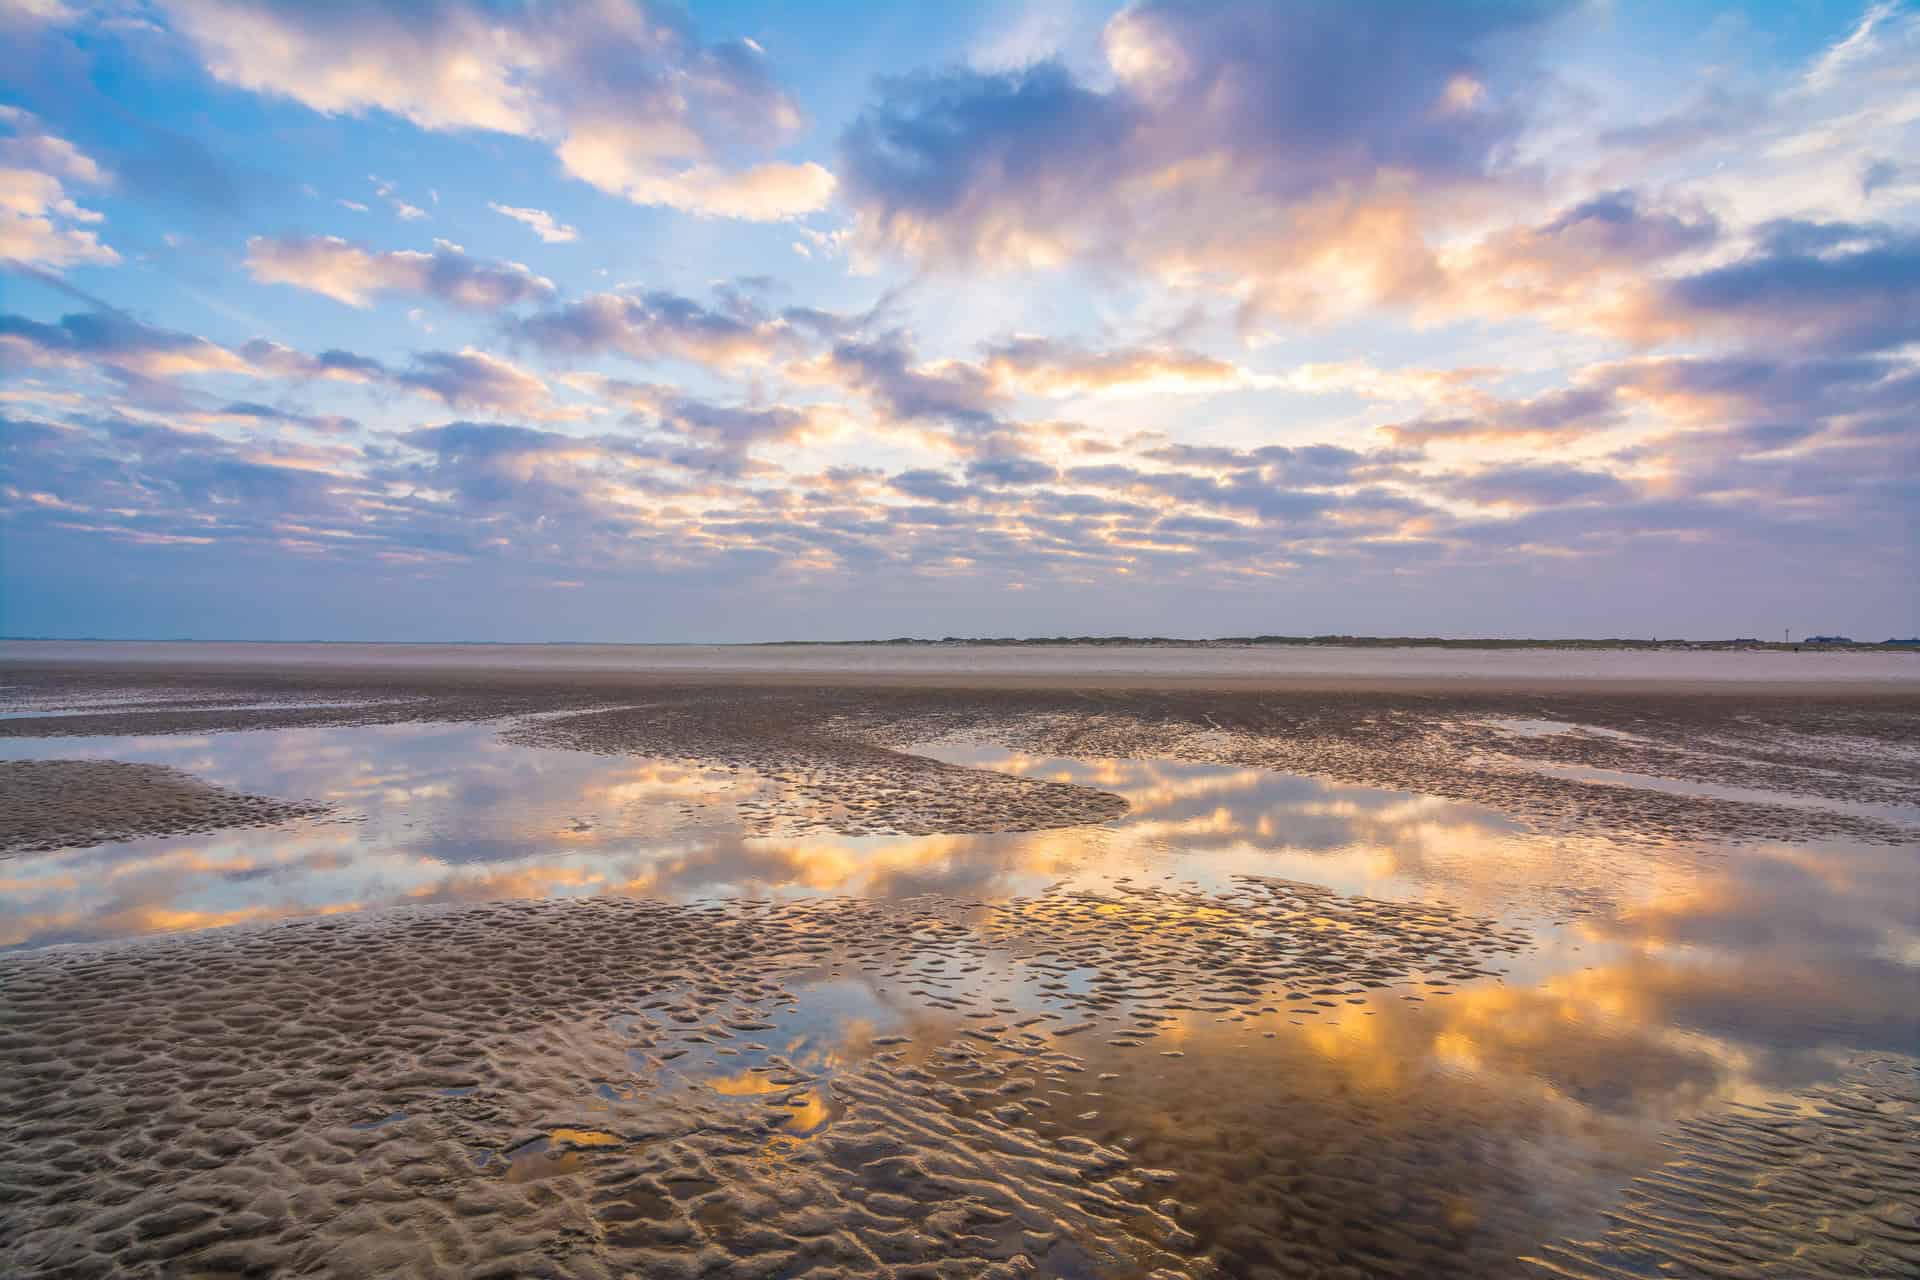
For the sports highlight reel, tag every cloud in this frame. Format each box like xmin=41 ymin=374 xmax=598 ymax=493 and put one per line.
xmin=2 ymin=407 xmax=714 ymax=573
xmin=1381 ymin=386 xmax=1623 ymax=448
xmin=2 ymin=410 xmax=359 ymax=549
xmin=1444 ymin=463 xmax=1632 ymax=508
xmin=829 ymin=3 xmax=1911 ymax=349
xmin=370 ymin=174 xmax=427 ymax=220
xmin=396 ymin=422 xmax=604 ymax=507
xmin=1434 ymin=190 xmax=1721 ymax=334
xmin=394 ymin=348 xmax=552 ymax=415
xmin=1860 ymin=158 xmax=1903 ymax=199
xmin=889 ymin=469 xmax=978 ymax=504
xmin=1595 ymin=4 xmax=1920 ymax=231
xmin=839 ymin=0 xmax=1568 ymax=314
xmin=0 ymin=107 xmax=103 ymax=186
xmin=1532 ymin=191 xmax=1722 ymax=265
xmin=8 ymin=329 xmax=1911 ymax=635
xmin=162 ymin=0 xmax=833 ymax=219
xmin=1801 ymin=1 xmax=1905 ymax=95
xmin=384 ymin=421 xmax=718 ymax=540
xmin=1280 ymin=360 xmax=1495 ymax=404
xmin=0 ymin=306 xmax=491 ymax=430
xmin=237 ymin=339 xmax=388 ymax=383
xmin=965 ymin=455 xmax=1058 ymax=486
xmin=562 ymin=157 xmax=835 ymax=221
xmin=488 ymin=202 xmax=576 ymax=243
xmin=1652 ymin=221 xmax=1920 ymax=353
xmin=245 ymin=235 xmax=556 ymax=309
xmin=800 ymin=333 xmax=1001 ymax=426
xmin=0 ymin=1 xmax=78 ymax=27
xmin=516 ymin=289 xmax=803 ymax=368
xmin=0 ymin=105 xmax=117 ymax=267
xmin=1594 ymin=353 xmax=1920 ymax=467
xmin=210 ymin=400 xmax=358 ymax=434
xmin=1062 ymin=460 xmax=1357 ymax=526
xmin=1 ymin=308 xmax=243 ymax=379
xmin=1140 ymin=442 xmax=1403 ymax=485
xmin=0 ymin=302 xmax=578 ymax=423
xmin=649 ymin=397 xmax=821 ymax=450
xmin=570 ymin=372 xmax=830 ymax=458
xmin=981 ymin=336 xmax=1276 ymax=397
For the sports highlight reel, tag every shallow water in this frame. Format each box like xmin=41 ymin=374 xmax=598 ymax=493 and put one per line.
xmin=0 ymin=722 xmax=1749 ymax=943
xmin=4 ymin=719 xmax=1912 ymax=1075
xmin=2 ymin=717 xmax=1915 ymax=1276
xmin=3 ymin=723 xmax=1913 ymax=1025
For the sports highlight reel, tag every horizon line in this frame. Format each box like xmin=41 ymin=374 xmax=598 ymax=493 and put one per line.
xmin=5 ymin=634 xmax=1916 ymax=649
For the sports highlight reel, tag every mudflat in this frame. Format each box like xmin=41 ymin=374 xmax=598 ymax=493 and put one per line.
xmin=5 ymin=650 xmax=1916 ymax=847
xmin=1 ymin=647 xmax=1915 ymax=1278
xmin=0 ymin=759 xmax=331 ymax=855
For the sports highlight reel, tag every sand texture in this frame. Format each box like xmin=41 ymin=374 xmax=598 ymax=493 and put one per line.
xmin=5 ymin=665 xmax=1912 ymax=845
xmin=0 ymin=759 xmax=330 ymax=856
xmin=1526 ymin=1055 xmax=1920 ymax=1278
xmin=503 ymin=703 xmax=1130 ymax=836
xmin=1 ymin=662 xmax=1916 ymax=1276
xmin=2 ymin=882 xmax=1529 ymax=1278
xmin=10 ymin=888 xmax=1908 ymax=1277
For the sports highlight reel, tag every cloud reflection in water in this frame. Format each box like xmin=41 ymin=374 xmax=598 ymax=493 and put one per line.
xmin=0 ymin=722 xmax=1911 ymax=1100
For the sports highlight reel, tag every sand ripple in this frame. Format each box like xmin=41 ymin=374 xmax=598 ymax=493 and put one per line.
xmin=5 ymin=671 xmax=1913 ymax=845
xmin=0 ymin=759 xmax=330 ymax=856
xmin=1526 ymin=1055 xmax=1920 ymax=1278
xmin=505 ymin=704 xmax=1130 ymax=836
xmin=0 ymin=875 xmax=1536 ymax=1276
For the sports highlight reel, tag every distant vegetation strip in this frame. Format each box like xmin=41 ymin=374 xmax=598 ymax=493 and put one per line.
xmin=755 ymin=635 xmax=1920 ymax=651
xmin=6 ymin=635 xmax=1914 ymax=651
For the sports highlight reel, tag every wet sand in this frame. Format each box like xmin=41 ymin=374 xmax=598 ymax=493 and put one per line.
xmin=0 ymin=759 xmax=331 ymax=856
xmin=2 ymin=883 xmax=1529 ymax=1277
xmin=4 ymin=659 xmax=1916 ymax=846
xmin=4 ymin=884 xmax=1911 ymax=1277
xmin=1 ymin=652 xmax=1915 ymax=1277
xmin=1528 ymin=1055 xmax=1920 ymax=1278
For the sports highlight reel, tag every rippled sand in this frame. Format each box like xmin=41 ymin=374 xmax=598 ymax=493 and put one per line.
xmin=2 ymin=880 xmax=1527 ymax=1277
xmin=1528 ymin=1056 xmax=1920 ymax=1278
xmin=4 ymin=668 xmax=1916 ymax=846
xmin=0 ymin=759 xmax=330 ymax=856
xmin=505 ymin=704 xmax=1129 ymax=837
xmin=0 ymin=658 xmax=1915 ymax=1277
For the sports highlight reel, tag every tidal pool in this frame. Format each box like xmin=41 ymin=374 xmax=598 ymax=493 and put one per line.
xmin=1 ymin=717 xmax=1914 ymax=1277
xmin=2 ymin=720 xmax=1912 ymax=1080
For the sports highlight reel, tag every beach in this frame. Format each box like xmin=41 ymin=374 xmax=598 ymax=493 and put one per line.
xmin=15 ymin=0 xmax=1917 ymax=1272
xmin=2 ymin=644 xmax=1917 ymax=1277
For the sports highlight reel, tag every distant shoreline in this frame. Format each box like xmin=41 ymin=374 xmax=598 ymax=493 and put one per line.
xmin=7 ymin=637 xmax=1919 ymax=698
xmin=4 ymin=635 xmax=1916 ymax=653
xmin=753 ymin=635 xmax=1920 ymax=653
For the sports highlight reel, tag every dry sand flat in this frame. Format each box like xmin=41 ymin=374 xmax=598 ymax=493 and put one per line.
xmin=0 ymin=759 xmax=330 ymax=856
xmin=5 ymin=638 xmax=1917 ymax=691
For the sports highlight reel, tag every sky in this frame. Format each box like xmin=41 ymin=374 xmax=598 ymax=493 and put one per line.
xmin=1 ymin=0 xmax=1915 ymax=643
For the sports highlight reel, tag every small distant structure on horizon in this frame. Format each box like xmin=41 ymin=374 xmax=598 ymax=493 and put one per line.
xmin=1804 ymin=635 xmax=1854 ymax=645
